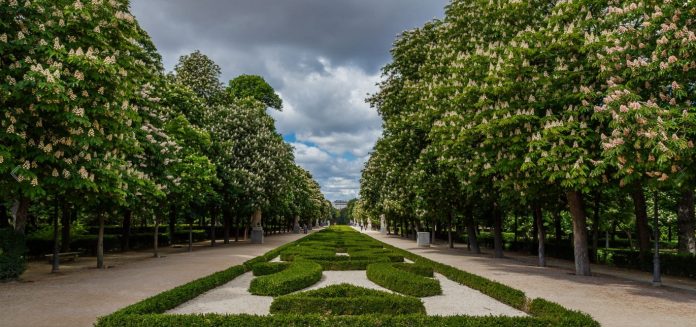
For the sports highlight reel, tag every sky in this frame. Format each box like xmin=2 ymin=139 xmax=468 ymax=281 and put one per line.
xmin=130 ymin=0 xmax=448 ymax=201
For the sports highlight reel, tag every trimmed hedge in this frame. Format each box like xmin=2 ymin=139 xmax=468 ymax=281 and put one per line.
xmin=96 ymin=313 xmax=555 ymax=327
xmin=252 ymin=262 xmax=291 ymax=276
xmin=114 ymin=265 xmax=247 ymax=315
xmin=248 ymin=260 xmax=323 ymax=296
xmin=0 ymin=228 xmax=27 ymax=280
xmin=367 ymin=262 xmax=442 ymax=297
xmin=96 ymin=226 xmax=600 ymax=327
xmin=311 ymin=256 xmax=391 ymax=270
xmin=392 ymin=262 xmax=434 ymax=277
xmin=529 ymin=299 xmax=600 ymax=327
xmin=270 ymin=284 xmax=425 ymax=315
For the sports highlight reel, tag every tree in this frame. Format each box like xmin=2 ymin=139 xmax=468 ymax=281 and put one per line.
xmin=228 ymin=75 xmax=283 ymax=110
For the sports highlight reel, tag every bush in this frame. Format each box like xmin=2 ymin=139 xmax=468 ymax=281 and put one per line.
xmin=248 ymin=260 xmax=322 ymax=296
xmin=252 ymin=262 xmax=291 ymax=276
xmin=270 ymin=284 xmax=425 ymax=315
xmin=598 ymin=249 xmax=696 ymax=279
xmin=392 ymin=262 xmax=434 ymax=277
xmin=366 ymin=262 xmax=441 ymax=297
xmin=378 ymin=243 xmax=528 ymax=310
xmin=95 ymin=313 xmax=554 ymax=327
xmin=0 ymin=228 xmax=27 ymax=280
xmin=114 ymin=265 xmax=247 ymax=315
xmin=311 ymin=256 xmax=390 ymax=270
xmin=529 ymin=298 xmax=600 ymax=327
xmin=97 ymin=226 xmax=599 ymax=327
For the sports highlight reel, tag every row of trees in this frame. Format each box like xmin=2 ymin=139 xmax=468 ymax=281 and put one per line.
xmin=360 ymin=0 xmax=695 ymax=276
xmin=0 ymin=0 xmax=329 ymax=272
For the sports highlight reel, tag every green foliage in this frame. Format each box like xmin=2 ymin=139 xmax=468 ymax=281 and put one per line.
xmin=248 ymin=260 xmax=323 ymax=296
xmin=0 ymin=228 xmax=27 ymax=280
xmin=113 ymin=265 xmax=246 ymax=315
xmin=377 ymin=241 xmax=528 ymax=310
xmin=270 ymin=284 xmax=425 ymax=315
xmin=252 ymin=262 xmax=291 ymax=276
xmin=227 ymin=75 xmax=283 ymax=110
xmin=529 ymin=299 xmax=600 ymax=327
xmin=366 ymin=262 xmax=441 ymax=297
xmin=598 ymin=249 xmax=696 ymax=279
xmin=392 ymin=262 xmax=434 ymax=277
xmin=96 ymin=227 xmax=599 ymax=326
xmin=95 ymin=313 xmax=556 ymax=327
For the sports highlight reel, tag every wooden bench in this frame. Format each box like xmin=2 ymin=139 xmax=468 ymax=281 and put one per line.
xmin=45 ymin=252 xmax=80 ymax=264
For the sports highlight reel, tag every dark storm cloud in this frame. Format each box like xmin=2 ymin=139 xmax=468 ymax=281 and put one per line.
xmin=130 ymin=0 xmax=448 ymax=200
xmin=132 ymin=0 xmax=447 ymax=75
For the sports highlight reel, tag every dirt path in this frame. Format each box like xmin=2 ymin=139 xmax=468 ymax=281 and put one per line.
xmin=365 ymin=229 xmax=696 ymax=327
xmin=0 ymin=230 xmax=318 ymax=327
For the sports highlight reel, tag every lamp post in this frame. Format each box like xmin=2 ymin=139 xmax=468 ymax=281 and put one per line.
xmin=652 ymin=190 xmax=661 ymax=286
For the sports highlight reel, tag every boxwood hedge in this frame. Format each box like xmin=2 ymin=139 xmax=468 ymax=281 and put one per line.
xmin=248 ymin=260 xmax=322 ymax=296
xmin=270 ymin=283 xmax=425 ymax=315
xmin=367 ymin=262 xmax=442 ymax=297
xmin=96 ymin=226 xmax=600 ymax=327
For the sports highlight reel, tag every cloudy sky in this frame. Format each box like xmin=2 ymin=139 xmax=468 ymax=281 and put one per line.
xmin=131 ymin=0 xmax=448 ymax=201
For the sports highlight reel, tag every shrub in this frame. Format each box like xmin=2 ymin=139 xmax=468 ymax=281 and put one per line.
xmin=366 ymin=262 xmax=441 ymax=297
xmin=0 ymin=228 xmax=27 ymax=280
xmin=95 ymin=313 xmax=555 ymax=327
xmin=270 ymin=284 xmax=425 ymax=315
xmin=392 ymin=262 xmax=434 ymax=277
xmin=114 ymin=265 xmax=246 ymax=315
xmin=252 ymin=262 xmax=291 ymax=276
xmin=529 ymin=298 xmax=599 ymax=327
xmin=598 ymin=249 xmax=696 ymax=279
xmin=311 ymin=256 xmax=390 ymax=270
xmin=248 ymin=260 xmax=322 ymax=296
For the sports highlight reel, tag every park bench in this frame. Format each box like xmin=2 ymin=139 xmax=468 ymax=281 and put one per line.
xmin=44 ymin=252 xmax=80 ymax=264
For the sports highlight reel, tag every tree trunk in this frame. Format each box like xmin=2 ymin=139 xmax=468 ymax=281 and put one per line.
xmin=223 ymin=210 xmax=231 ymax=244
xmin=554 ymin=211 xmax=563 ymax=244
xmin=631 ymin=185 xmax=651 ymax=253
xmin=52 ymin=200 xmax=60 ymax=273
xmin=153 ymin=213 xmax=160 ymax=258
xmin=188 ymin=219 xmax=193 ymax=252
xmin=234 ymin=216 xmax=240 ymax=242
xmin=210 ymin=206 xmax=216 ymax=247
xmin=97 ymin=212 xmax=105 ymax=269
xmin=466 ymin=208 xmax=480 ymax=254
xmin=448 ymin=211 xmax=454 ymax=249
xmin=169 ymin=204 xmax=177 ymax=244
xmin=566 ymin=191 xmax=591 ymax=276
xmin=513 ymin=214 xmax=518 ymax=242
xmin=677 ymin=189 xmax=696 ymax=254
xmin=592 ymin=192 xmax=601 ymax=262
xmin=492 ymin=202 xmax=504 ymax=258
xmin=0 ymin=203 xmax=8 ymax=228
xmin=61 ymin=204 xmax=71 ymax=253
xmin=121 ymin=209 xmax=132 ymax=252
xmin=534 ymin=203 xmax=546 ymax=267
xmin=13 ymin=196 xmax=30 ymax=235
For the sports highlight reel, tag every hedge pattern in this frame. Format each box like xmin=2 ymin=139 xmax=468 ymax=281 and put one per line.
xmin=248 ymin=260 xmax=323 ymax=296
xmin=270 ymin=283 xmax=425 ymax=315
xmin=366 ymin=262 xmax=442 ymax=297
xmin=96 ymin=226 xmax=600 ymax=327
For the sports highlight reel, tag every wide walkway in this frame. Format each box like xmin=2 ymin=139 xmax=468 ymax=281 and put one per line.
xmin=364 ymin=229 xmax=696 ymax=327
xmin=0 ymin=230 xmax=318 ymax=327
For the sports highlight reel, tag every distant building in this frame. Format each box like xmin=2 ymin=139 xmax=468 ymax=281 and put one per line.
xmin=333 ymin=200 xmax=348 ymax=210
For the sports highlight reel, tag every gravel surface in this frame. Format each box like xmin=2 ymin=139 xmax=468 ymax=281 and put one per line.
xmin=0 ymin=231 xmax=319 ymax=327
xmin=170 ymin=265 xmax=526 ymax=316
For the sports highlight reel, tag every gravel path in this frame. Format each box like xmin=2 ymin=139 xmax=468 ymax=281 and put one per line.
xmin=362 ymin=229 xmax=696 ymax=327
xmin=170 ymin=260 xmax=526 ymax=316
xmin=0 ymin=231 xmax=318 ymax=327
